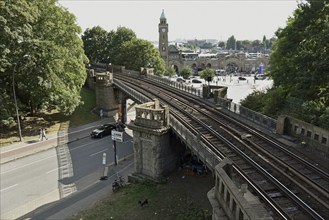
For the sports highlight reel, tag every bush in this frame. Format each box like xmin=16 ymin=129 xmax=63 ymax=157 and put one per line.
xmin=1 ymin=117 xmax=15 ymax=128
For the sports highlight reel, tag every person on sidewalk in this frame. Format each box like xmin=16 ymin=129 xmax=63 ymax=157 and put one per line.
xmin=99 ymin=109 xmax=103 ymax=119
xmin=39 ymin=127 xmax=48 ymax=141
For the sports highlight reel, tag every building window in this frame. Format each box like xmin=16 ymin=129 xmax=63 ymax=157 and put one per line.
xmin=301 ymin=128 xmax=305 ymax=135
xmin=322 ymin=137 xmax=327 ymax=144
xmin=307 ymin=131 xmax=312 ymax=138
xmin=314 ymin=134 xmax=319 ymax=141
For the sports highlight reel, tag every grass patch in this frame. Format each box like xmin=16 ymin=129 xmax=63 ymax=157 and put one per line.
xmin=68 ymin=87 xmax=99 ymax=127
xmin=69 ymin=171 xmax=213 ymax=220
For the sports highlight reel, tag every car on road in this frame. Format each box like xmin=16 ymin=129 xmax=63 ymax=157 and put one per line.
xmin=238 ymin=76 xmax=247 ymax=80
xmin=91 ymin=123 xmax=116 ymax=138
xmin=191 ymin=79 xmax=202 ymax=83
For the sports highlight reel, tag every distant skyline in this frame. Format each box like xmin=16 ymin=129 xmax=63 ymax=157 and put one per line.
xmin=58 ymin=0 xmax=300 ymax=42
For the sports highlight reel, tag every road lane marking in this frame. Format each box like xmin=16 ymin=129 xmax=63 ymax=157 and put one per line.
xmin=70 ymin=137 xmax=109 ymax=151
xmin=89 ymin=149 xmax=108 ymax=157
xmin=46 ymin=167 xmax=59 ymax=174
xmin=0 ymin=184 xmax=18 ymax=192
xmin=0 ymin=155 xmax=56 ymax=175
xmin=46 ymin=165 xmax=68 ymax=174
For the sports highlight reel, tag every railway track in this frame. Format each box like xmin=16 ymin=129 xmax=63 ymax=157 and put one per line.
xmin=113 ymin=73 xmax=328 ymax=219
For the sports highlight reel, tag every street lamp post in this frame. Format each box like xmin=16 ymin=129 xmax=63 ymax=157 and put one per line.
xmin=12 ymin=66 xmax=23 ymax=141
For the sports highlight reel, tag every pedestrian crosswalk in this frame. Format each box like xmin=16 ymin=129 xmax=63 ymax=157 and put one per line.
xmin=56 ymin=131 xmax=76 ymax=198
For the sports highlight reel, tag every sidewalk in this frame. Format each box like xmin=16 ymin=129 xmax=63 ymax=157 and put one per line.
xmin=0 ymin=118 xmax=115 ymax=164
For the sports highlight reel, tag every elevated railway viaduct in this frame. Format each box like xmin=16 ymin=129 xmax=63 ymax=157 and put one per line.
xmin=86 ymin=64 xmax=329 ymax=220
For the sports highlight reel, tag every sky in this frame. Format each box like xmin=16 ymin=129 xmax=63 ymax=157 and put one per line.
xmin=58 ymin=0 xmax=300 ymax=42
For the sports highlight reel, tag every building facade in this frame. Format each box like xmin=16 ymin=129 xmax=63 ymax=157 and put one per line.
xmin=158 ymin=10 xmax=270 ymax=74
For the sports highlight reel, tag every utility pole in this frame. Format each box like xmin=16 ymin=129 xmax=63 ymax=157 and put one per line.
xmin=12 ymin=65 xmax=22 ymax=141
xmin=113 ymin=139 xmax=117 ymax=165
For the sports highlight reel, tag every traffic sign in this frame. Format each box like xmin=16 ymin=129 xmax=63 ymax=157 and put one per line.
xmin=111 ymin=130 xmax=123 ymax=142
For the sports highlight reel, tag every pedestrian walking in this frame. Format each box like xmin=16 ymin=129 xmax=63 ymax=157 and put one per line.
xmin=39 ymin=127 xmax=48 ymax=141
xmin=99 ymin=109 xmax=103 ymax=118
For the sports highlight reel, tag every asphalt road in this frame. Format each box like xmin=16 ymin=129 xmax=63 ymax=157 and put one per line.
xmin=0 ymin=122 xmax=134 ymax=219
xmin=67 ymin=129 xmax=134 ymax=192
xmin=0 ymin=149 xmax=59 ymax=219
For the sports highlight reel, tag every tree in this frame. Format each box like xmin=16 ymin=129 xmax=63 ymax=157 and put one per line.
xmin=241 ymin=40 xmax=252 ymax=51
xmin=165 ymin=66 xmax=176 ymax=78
xmin=270 ymin=0 xmax=329 ymax=102
xmin=241 ymin=0 xmax=329 ymax=129
xmin=226 ymin=35 xmax=236 ymax=50
xmin=262 ymin=35 xmax=267 ymax=50
xmin=251 ymin=40 xmax=261 ymax=51
xmin=110 ymin=26 xmax=136 ymax=65
xmin=119 ymin=38 xmax=165 ymax=75
xmin=236 ymin=41 xmax=242 ymax=50
xmin=180 ymin=66 xmax=192 ymax=79
xmin=81 ymin=26 xmax=110 ymax=63
xmin=81 ymin=26 xmax=165 ymax=76
xmin=200 ymin=42 xmax=213 ymax=49
xmin=0 ymin=0 xmax=88 ymax=120
xmin=199 ymin=68 xmax=214 ymax=82
xmin=218 ymin=41 xmax=225 ymax=48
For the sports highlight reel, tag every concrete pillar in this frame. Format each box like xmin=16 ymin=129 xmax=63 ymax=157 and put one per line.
xmin=95 ymin=71 xmax=117 ymax=116
xmin=276 ymin=115 xmax=287 ymax=135
xmin=127 ymin=100 xmax=177 ymax=179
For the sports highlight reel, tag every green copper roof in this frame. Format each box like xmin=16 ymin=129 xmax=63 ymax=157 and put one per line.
xmin=160 ymin=9 xmax=166 ymax=20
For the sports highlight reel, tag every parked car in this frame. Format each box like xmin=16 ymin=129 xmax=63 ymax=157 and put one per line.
xmin=191 ymin=79 xmax=202 ymax=83
xmin=176 ymin=77 xmax=186 ymax=83
xmin=91 ymin=123 xmax=116 ymax=138
xmin=238 ymin=76 xmax=247 ymax=80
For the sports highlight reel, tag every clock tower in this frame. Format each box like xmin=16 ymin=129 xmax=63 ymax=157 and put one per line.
xmin=158 ymin=9 xmax=168 ymax=66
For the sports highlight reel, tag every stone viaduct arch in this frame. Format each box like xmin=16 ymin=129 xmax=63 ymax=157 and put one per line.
xmin=168 ymin=54 xmax=269 ymax=74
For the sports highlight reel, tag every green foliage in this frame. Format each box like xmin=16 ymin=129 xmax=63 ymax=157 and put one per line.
xmin=240 ymin=91 xmax=267 ymax=113
xmin=270 ymin=0 xmax=329 ymax=100
xmin=288 ymin=86 xmax=329 ymax=129
xmin=0 ymin=0 xmax=88 ymax=124
xmin=217 ymin=41 xmax=225 ymax=48
xmin=199 ymin=68 xmax=214 ymax=81
xmin=119 ymin=38 xmax=165 ymax=75
xmin=241 ymin=0 xmax=329 ymax=130
xmin=241 ymin=87 xmax=288 ymax=118
xmin=200 ymin=42 xmax=213 ymax=49
xmin=226 ymin=35 xmax=236 ymax=50
xmin=236 ymin=40 xmax=242 ymax=50
xmin=81 ymin=26 xmax=165 ymax=75
xmin=81 ymin=26 xmax=109 ymax=63
xmin=68 ymin=176 xmax=212 ymax=220
xmin=165 ymin=66 xmax=176 ymax=77
xmin=180 ymin=66 xmax=192 ymax=79
xmin=68 ymin=87 xmax=99 ymax=127
xmin=262 ymin=87 xmax=288 ymax=117
xmin=110 ymin=26 xmax=137 ymax=65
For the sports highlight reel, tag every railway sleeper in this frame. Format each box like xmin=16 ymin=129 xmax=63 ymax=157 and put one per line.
xmin=267 ymin=191 xmax=284 ymax=198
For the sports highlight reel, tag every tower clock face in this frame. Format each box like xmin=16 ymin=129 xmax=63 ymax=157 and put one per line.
xmin=162 ymin=28 xmax=166 ymax=32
